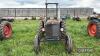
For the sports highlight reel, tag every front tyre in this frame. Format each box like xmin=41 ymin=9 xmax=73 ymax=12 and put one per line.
xmin=34 ymin=35 xmax=40 ymax=54
xmin=65 ymin=35 xmax=73 ymax=54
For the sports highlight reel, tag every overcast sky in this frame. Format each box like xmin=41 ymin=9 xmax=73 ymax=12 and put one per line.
xmin=0 ymin=0 xmax=100 ymax=13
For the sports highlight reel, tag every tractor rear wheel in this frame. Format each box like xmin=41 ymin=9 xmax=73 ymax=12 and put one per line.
xmin=65 ymin=35 xmax=73 ymax=54
xmin=34 ymin=35 xmax=40 ymax=54
xmin=87 ymin=20 xmax=100 ymax=38
xmin=0 ymin=21 xmax=12 ymax=40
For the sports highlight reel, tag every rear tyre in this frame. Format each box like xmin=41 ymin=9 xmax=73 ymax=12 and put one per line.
xmin=65 ymin=35 xmax=73 ymax=54
xmin=0 ymin=21 xmax=12 ymax=40
xmin=87 ymin=20 xmax=100 ymax=38
xmin=34 ymin=35 xmax=40 ymax=54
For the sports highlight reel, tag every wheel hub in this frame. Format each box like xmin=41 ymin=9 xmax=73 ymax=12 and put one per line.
xmin=3 ymin=25 xmax=12 ymax=38
xmin=88 ymin=24 xmax=96 ymax=36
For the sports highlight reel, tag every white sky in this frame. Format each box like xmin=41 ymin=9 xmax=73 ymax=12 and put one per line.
xmin=0 ymin=0 xmax=100 ymax=13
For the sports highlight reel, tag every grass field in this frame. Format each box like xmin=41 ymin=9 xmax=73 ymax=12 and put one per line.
xmin=0 ymin=19 xmax=100 ymax=56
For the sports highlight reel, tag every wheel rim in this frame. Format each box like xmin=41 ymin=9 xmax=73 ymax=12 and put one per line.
xmin=88 ymin=23 xmax=96 ymax=37
xmin=3 ymin=24 xmax=12 ymax=38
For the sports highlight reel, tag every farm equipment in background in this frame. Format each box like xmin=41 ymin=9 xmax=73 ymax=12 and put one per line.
xmin=34 ymin=3 xmax=73 ymax=54
xmin=0 ymin=17 xmax=12 ymax=40
xmin=72 ymin=8 xmax=81 ymax=21
xmin=2 ymin=17 xmax=14 ymax=22
xmin=72 ymin=16 xmax=81 ymax=21
xmin=61 ymin=15 xmax=71 ymax=20
xmin=87 ymin=12 xmax=100 ymax=38
xmin=87 ymin=12 xmax=98 ymax=21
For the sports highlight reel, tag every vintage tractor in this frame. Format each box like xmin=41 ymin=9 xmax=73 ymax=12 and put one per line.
xmin=34 ymin=3 xmax=73 ymax=54
xmin=87 ymin=13 xmax=100 ymax=38
xmin=0 ymin=17 xmax=12 ymax=40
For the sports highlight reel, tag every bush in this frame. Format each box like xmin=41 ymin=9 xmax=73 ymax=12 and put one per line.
xmin=24 ymin=18 xmax=28 ymax=20
xmin=31 ymin=16 xmax=36 ymax=20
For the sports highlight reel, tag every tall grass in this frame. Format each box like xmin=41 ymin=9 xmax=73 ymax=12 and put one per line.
xmin=0 ymin=19 xmax=99 ymax=56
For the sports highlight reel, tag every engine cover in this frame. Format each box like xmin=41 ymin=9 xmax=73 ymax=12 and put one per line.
xmin=45 ymin=19 xmax=61 ymax=40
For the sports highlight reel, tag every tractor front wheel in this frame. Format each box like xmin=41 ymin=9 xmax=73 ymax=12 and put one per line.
xmin=65 ymin=35 xmax=73 ymax=54
xmin=34 ymin=35 xmax=40 ymax=54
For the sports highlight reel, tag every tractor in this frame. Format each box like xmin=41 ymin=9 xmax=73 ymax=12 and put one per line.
xmin=0 ymin=17 xmax=12 ymax=40
xmin=87 ymin=12 xmax=100 ymax=38
xmin=34 ymin=3 xmax=73 ymax=54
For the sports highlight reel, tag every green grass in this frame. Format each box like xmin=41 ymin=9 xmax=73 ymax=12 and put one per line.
xmin=0 ymin=19 xmax=100 ymax=56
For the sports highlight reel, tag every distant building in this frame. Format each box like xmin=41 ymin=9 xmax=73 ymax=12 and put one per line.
xmin=0 ymin=8 xmax=93 ymax=19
